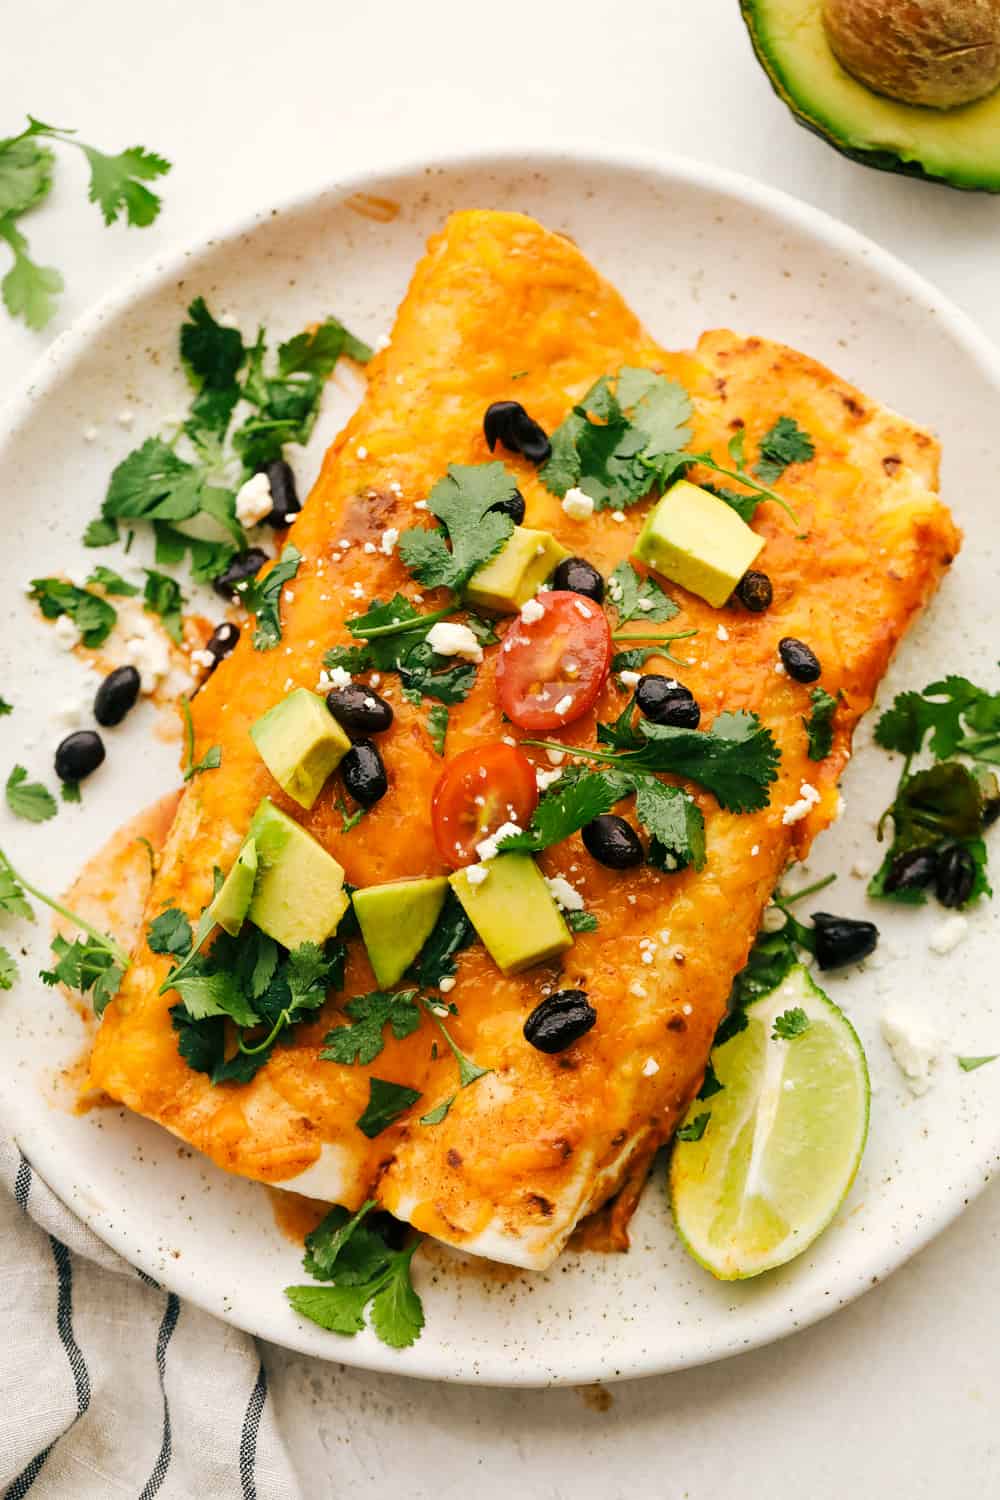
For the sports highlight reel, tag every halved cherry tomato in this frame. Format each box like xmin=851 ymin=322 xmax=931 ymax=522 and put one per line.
xmin=431 ymin=743 xmax=538 ymax=868
xmin=496 ymin=590 xmax=612 ymax=732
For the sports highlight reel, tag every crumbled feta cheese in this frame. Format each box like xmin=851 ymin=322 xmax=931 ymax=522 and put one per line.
xmin=610 ymin=510 xmax=626 ymax=523
xmin=465 ymin=864 xmax=490 ymax=886
xmin=681 ymin=1002 xmax=693 ymax=1015
xmin=544 ymin=875 xmax=584 ymax=912
xmin=929 ymin=914 xmax=968 ymax=956
xmin=637 ymin=597 xmax=655 ymax=613
xmin=191 ymin=648 xmax=215 ymax=670
xmin=642 ymin=1057 xmax=660 ymax=1077
xmin=553 ymin=694 xmax=574 ymax=717
xmin=117 ymin=408 xmax=134 ymax=428
xmin=629 ymin=980 xmax=647 ymax=998
xmin=376 ymin=333 xmax=391 ymax=351
xmin=356 ymin=445 xmax=368 ymax=460
xmin=53 ymin=614 xmax=82 ymax=650
xmin=619 ymin=670 xmax=641 ymax=688
xmin=83 ymin=426 xmax=98 ymax=442
xmin=774 ymin=660 xmax=787 ymax=676
xmin=475 ymin=821 xmax=522 ymax=863
xmin=235 ymin=472 xmax=273 ymax=527
xmin=349 ymin=582 xmax=365 ymax=600
xmin=53 ymin=695 xmax=85 ymax=726
xmin=561 ymin=487 xmax=594 ymax=521
xmin=124 ymin=619 xmax=172 ymax=694
xmin=438 ymin=976 xmax=456 ymax=994
xmin=782 ymin=781 xmax=822 ymax=826
xmin=761 ymin=904 xmax=787 ymax=933
xmin=536 ymin=767 xmax=562 ymax=792
xmin=363 ymin=541 xmax=377 ymax=555
xmin=572 ymin=601 xmax=593 ymax=621
xmin=641 ymin=950 xmax=655 ymax=965
xmin=380 ymin=527 xmax=399 ymax=556
xmin=426 ymin=622 xmax=483 ymax=663
xmin=284 ymin=590 xmax=295 ymax=602
xmin=750 ymin=844 xmax=760 ymax=856
xmin=851 ymin=857 xmax=874 ymax=879
xmin=520 ymin=598 xmax=545 ymax=625
xmin=881 ymin=1005 xmax=944 ymax=1096
xmin=414 ymin=500 xmax=428 ymax=511
xmin=502 ymin=735 xmax=517 ymax=747
xmin=369 ymin=673 xmax=381 ymax=687
xmin=327 ymin=666 xmax=353 ymax=690
xmin=545 ymin=747 xmax=565 ymax=766
xmin=607 ymin=577 xmax=624 ymax=604
xmin=716 ymin=623 xmax=729 ymax=642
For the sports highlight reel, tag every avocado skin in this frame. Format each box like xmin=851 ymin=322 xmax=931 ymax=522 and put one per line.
xmin=740 ymin=0 xmax=1000 ymax=193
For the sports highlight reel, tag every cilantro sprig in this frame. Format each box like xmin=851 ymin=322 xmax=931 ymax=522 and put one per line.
xmin=398 ymin=463 xmax=517 ymax=594
xmin=29 ymin=577 xmax=117 ymax=647
xmin=242 ymin=545 xmax=302 ymax=651
xmin=285 ymin=1201 xmax=424 ymax=1349
xmin=0 ymin=115 xmax=171 ymax=329
xmin=6 ymin=766 xmax=57 ymax=823
xmin=325 ymin=595 xmax=479 ymax=705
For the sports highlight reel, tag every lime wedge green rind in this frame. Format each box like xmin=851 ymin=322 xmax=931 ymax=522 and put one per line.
xmin=669 ymin=964 xmax=870 ymax=1281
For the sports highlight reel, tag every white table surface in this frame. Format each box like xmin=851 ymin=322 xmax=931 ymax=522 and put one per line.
xmin=4 ymin=0 xmax=1000 ymax=1493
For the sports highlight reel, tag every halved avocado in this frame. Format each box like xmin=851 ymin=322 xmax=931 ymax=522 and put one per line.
xmin=741 ymin=0 xmax=1000 ymax=191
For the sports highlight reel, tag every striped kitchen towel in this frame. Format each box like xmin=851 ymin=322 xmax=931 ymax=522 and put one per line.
xmin=0 ymin=1136 xmax=303 ymax=1499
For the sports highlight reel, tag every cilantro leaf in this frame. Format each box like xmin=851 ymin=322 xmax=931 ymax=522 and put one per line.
xmin=566 ymin=910 xmax=598 ymax=933
xmin=0 ymin=134 xmax=55 ymax=217
xmin=103 ymin=438 xmax=204 ymax=524
xmin=697 ymin=1061 xmax=723 ymax=1100
xmin=772 ymin=1006 xmax=811 ymax=1040
xmin=426 ymin=704 xmax=449 ymax=755
xmin=958 ymin=1054 xmax=998 ymax=1073
xmin=29 ymin=577 xmax=117 ymax=647
xmin=6 ymin=765 xmax=57 ymax=823
xmin=169 ymin=1005 xmax=226 ymax=1076
xmin=168 ymin=970 xmax=261 ymax=1028
xmin=875 ymin=675 xmax=1000 ymax=765
xmin=0 ymin=698 xmax=10 ymax=716
xmin=0 ymin=856 xmax=34 ymax=919
xmin=321 ymin=989 xmax=421 ymax=1066
xmin=82 ymin=516 xmax=119 ymax=548
xmin=498 ymin=770 xmax=632 ymax=853
xmin=728 ymin=927 xmax=800 ymax=1014
xmin=71 ymin=140 xmax=170 ymax=227
xmin=40 ymin=933 xmax=123 ymax=1014
xmin=86 ymin=565 xmax=138 ymax=596
xmin=369 ymin=1246 xmax=425 ymax=1349
xmin=242 ymin=544 xmax=302 ymax=650
xmin=278 ymin=316 xmax=373 ymax=376
xmin=303 ymin=1201 xmax=388 ymax=1283
xmin=356 ymin=1077 xmax=421 ymax=1138
xmin=805 ymin=687 xmax=838 ymax=761
xmin=636 ymin=778 xmax=706 ymax=872
xmin=540 ymin=369 xmax=692 ymax=508
xmin=285 ymin=1281 xmax=375 ymax=1336
xmin=147 ymin=907 xmax=193 ymax=956
xmin=398 ymin=463 xmax=516 ymax=593
xmin=753 ymin=416 xmax=815 ymax=485
xmin=423 ymin=1000 xmax=491 ymax=1090
xmin=676 ymin=1112 xmax=710 ymax=1142
xmin=143 ymin=568 xmax=184 ymax=644
xmin=327 ymin=597 xmax=479 ymax=705
xmin=181 ymin=296 xmax=246 ymax=390
xmin=61 ymin=780 xmax=81 ymax=804
xmin=184 ymin=745 xmax=222 ymax=782
xmin=607 ymin=562 xmax=678 ymax=626
xmin=420 ymin=1096 xmax=455 ymax=1125
xmin=0 ymin=218 xmax=63 ymax=330
xmin=0 ymin=945 xmax=18 ymax=989
xmin=407 ymin=891 xmax=475 ymax=989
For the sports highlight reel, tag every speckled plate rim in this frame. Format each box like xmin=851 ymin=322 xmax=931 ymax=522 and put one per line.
xmin=3 ymin=141 xmax=1000 ymax=1386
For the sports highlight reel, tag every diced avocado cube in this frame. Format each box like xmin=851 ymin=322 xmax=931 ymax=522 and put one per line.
xmin=465 ymin=527 xmax=571 ymax=613
xmin=352 ymin=876 xmax=449 ymax=988
xmin=449 ymin=853 xmax=572 ymax=976
xmin=633 ymin=480 xmax=765 ymax=609
xmin=249 ymin=688 xmax=351 ymax=810
xmin=208 ymin=837 xmax=258 ymax=936
xmin=246 ymin=797 xmax=349 ymax=949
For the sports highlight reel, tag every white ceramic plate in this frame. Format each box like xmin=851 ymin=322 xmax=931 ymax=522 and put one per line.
xmin=2 ymin=147 xmax=999 ymax=1387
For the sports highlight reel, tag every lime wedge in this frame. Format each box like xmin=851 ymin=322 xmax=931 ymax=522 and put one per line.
xmin=669 ymin=964 xmax=869 ymax=1280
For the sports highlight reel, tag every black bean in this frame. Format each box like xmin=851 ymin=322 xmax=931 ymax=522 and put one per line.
xmin=935 ymin=845 xmax=976 ymax=909
xmin=552 ymin=556 xmax=605 ymax=603
xmin=487 ymin=489 xmax=526 ymax=525
xmin=582 ymin=814 xmax=644 ymax=869
xmin=884 ymin=846 xmax=938 ymax=894
xmin=523 ymin=989 xmax=597 ymax=1055
xmin=984 ymin=796 xmax=1000 ymax=830
xmin=779 ymin=637 xmax=822 ymax=683
xmin=635 ymin=675 xmax=700 ymax=729
xmin=261 ymin=459 xmax=300 ymax=526
xmin=341 ymin=740 xmax=388 ymax=808
xmin=811 ymin=912 xmax=879 ymax=970
xmin=736 ymin=570 xmax=773 ymax=613
xmin=326 ymin=685 xmax=394 ymax=739
xmin=205 ymin=622 xmax=240 ymax=665
xmin=94 ymin=666 xmax=141 ymax=727
xmin=483 ymin=401 xmax=551 ymax=464
xmin=54 ymin=730 xmax=105 ymax=783
xmin=213 ymin=548 xmax=269 ymax=600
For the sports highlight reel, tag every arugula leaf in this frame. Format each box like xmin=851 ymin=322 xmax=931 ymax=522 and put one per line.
xmin=242 ymin=544 xmax=301 ymax=650
xmin=6 ymin=765 xmax=57 ymax=823
xmin=147 ymin=907 xmax=193 ymax=956
xmin=676 ymin=1112 xmax=710 ymax=1142
xmin=398 ymin=463 xmax=516 ymax=593
xmin=86 ymin=565 xmax=138 ymax=596
xmin=426 ymin=704 xmax=449 ymax=755
xmin=753 ymin=416 xmax=815 ymax=485
xmin=607 ymin=562 xmax=678 ymax=626
xmin=772 ymin=1006 xmax=811 ymax=1040
xmin=805 ymin=687 xmax=838 ymax=761
xmin=29 ymin=577 xmax=117 ymax=647
xmin=321 ymin=989 xmax=421 ymax=1066
xmin=143 ymin=568 xmax=184 ymax=644
xmin=957 ymin=1054 xmax=998 ymax=1073
xmin=541 ymin=368 xmax=692 ymax=508
xmin=407 ymin=891 xmax=475 ymax=989
xmin=356 ymin=1077 xmax=422 ymax=1138
xmin=0 ymin=945 xmax=18 ymax=989
xmin=40 ymin=934 xmax=123 ymax=1014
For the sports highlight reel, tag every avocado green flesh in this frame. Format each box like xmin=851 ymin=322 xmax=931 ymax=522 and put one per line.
xmin=246 ymin=798 xmax=349 ymax=950
xmin=353 ymin=877 xmax=450 ymax=988
xmin=209 ymin=838 xmax=258 ymax=936
xmin=249 ymin=688 xmax=351 ymax=811
xmin=742 ymin=0 xmax=1000 ymax=191
xmin=449 ymin=853 xmax=572 ymax=976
